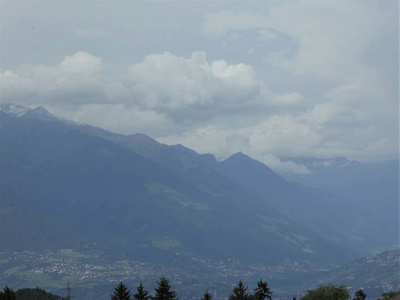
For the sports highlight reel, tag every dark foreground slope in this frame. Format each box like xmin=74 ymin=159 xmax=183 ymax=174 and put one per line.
xmin=15 ymin=288 xmax=62 ymax=300
xmin=0 ymin=110 xmax=346 ymax=266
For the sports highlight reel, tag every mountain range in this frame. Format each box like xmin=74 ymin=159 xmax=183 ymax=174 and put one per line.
xmin=0 ymin=103 xmax=398 ymax=298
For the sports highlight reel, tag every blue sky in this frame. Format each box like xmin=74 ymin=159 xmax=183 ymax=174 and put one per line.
xmin=1 ymin=1 xmax=398 ymax=172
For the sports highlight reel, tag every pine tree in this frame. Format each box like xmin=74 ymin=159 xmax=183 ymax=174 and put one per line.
xmin=201 ymin=290 xmax=212 ymax=300
xmin=133 ymin=283 xmax=150 ymax=300
xmin=228 ymin=281 xmax=251 ymax=300
xmin=111 ymin=282 xmax=131 ymax=300
xmin=0 ymin=286 xmax=16 ymax=300
xmin=253 ymin=280 xmax=272 ymax=300
xmin=153 ymin=276 xmax=178 ymax=300
xmin=353 ymin=289 xmax=366 ymax=300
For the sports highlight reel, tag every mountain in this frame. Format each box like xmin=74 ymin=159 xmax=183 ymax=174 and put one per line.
xmin=0 ymin=107 xmax=347 ymax=266
xmin=0 ymin=193 xmax=85 ymax=251
xmin=2 ymin=103 xmax=396 ymax=260
xmin=70 ymin=124 xmax=392 ymax=257
xmin=279 ymin=157 xmax=399 ymax=253
xmin=1 ymin=103 xmax=398 ymax=300
xmin=319 ymin=250 xmax=400 ymax=298
xmin=280 ymin=157 xmax=363 ymax=172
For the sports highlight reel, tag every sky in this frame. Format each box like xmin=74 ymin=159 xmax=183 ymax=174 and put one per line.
xmin=1 ymin=1 xmax=398 ymax=172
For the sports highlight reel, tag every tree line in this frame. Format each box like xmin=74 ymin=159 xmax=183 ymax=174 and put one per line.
xmin=109 ymin=278 xmax=399 ymax=300
xmin=1 ymin=282 xmax=399 ymax=300
xmin=110 ymin=277 xmax=272 ymax=300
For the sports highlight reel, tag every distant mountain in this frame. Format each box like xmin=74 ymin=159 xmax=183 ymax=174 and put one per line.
xmin=2 ymin=103 xmax=397 ymax=260
xmin=320 ymin=250 xmax=400 ymax=298
xmin=280 ymin=157 xmax=363 ymax=172
xmin=280 ymin=156 xmax=399 ymax=253
xmin=80 ymin=123 xmax=395 ymax=257
xmin=0 ymin=107 xmax=347 ymax=266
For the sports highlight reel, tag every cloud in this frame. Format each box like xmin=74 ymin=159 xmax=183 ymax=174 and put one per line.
xmin=0 ymin=51 xmax=275 ymax=134
xmin=270 ymin=92 xmax=303 ymax=107
xmin=1 ymin=46 xmax=397 ymax=169
xmin=60 ymin=51 xmax=102 ymax=74
xmin=202 ymin=2 xmax=397 ymax=83
xmin=66 ymin=104 xmax=175 ymax=136
xmin=1 ymin=51 xmax=107 ymax=105
xmin=123 ymin=51 xmax=272 ymax=124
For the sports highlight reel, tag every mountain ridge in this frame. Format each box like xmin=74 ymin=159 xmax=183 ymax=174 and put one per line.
xmin=0 ymin=108 xmax=348 ymax=266
xmin=1 ymin=104 xmax=397 ymax=258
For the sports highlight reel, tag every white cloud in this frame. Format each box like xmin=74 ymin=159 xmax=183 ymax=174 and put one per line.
xmin=60 ymin=51 xmax=102 ymax=74
xmin=123 ymin=51 xmax=272 ymax=123
xmin=158 ymin=125 xmax=235 ymax=160
xmin=1 ymin=52 xmax=107 ymax=105
xmin=68 ymin=104 xmax=174 ymax=136
xmin=1 ymin=46 xmax=397 ymax=169
xmin=0 ymin=1 xmax=397 ymax=173
xmin=0 ymin=51 xmax=275 ymax=134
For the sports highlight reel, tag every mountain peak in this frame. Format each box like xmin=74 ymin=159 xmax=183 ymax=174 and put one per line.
xmin=226 ymin=152 xmax=250 ymax=161
xmin=224 ymin=152 xmax=265 ymax=167
xmin=32 ymin=106 xmax=50 ymax=114
xmin=0 ymin=102 xmax=85 ymax=126
xmin=0 ymin=103 xmax=49 ymax=117
xmin=0 ymin=103 xmax=30 ymax=117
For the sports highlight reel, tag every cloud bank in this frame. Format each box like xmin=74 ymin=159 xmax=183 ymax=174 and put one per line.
xmin=1 ymin=1 xmax=397 ymax=172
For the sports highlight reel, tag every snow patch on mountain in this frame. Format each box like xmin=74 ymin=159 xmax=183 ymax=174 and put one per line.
xmin=0 ymin=103 xmax=86 ymax=127
xmin=0 ymin=103 xmax=32 ymax=117
xmin=280 ymin=156 xmax=362 ymax=173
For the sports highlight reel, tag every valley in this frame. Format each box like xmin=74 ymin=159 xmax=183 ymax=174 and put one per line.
xmin=1 ymin=249 xmax=398 ymax=299
xmin=0 ymin=104 xmax=398 ymax=299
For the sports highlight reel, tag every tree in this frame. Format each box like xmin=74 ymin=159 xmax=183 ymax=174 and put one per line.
xmin=228 ymin=281 xmax=251 ymax=300
xmin=379 ymin=291 xmax=400 ymax=300
xmin=201 ymin=290 xmax=212 ymax=300
xmin=0 ymin=286 xmax=16 ymax=300
xmin=300 ymin=284 xmax=350 ymax=300
xmin=153 ymin=276 xmax=178 ymax=300
xmin=253 ymin=279 xmax=272 ymax=300
xmin=353 ymin=289 xmax=366 ymax=300
xmin=111 ymin=282 xmax=131 ymax=300
xmin=133 ymin=283 xmax=150 ymax=300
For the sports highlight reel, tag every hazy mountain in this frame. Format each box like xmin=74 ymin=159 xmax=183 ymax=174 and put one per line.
xmin=280 ymin=156 xmax=399 ymax=253
xmin=320 ymin=249 xmax=400 ymax=298
xmin=0 ymin=193 xmax=85 ymax=251
xmin=69 ymin=120 xmax=397 ymax=257
xmin=2 ymin=103 xmax=396 ymax=260
xmin=0 ymin=108 xmax=347 ymax=266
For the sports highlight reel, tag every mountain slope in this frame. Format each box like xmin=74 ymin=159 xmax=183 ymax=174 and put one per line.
xmin=320 ymin=250 xmax=400 ymax=298
xmin=0 ymin=110 xmax=347 ymax=265
xmin=74 ymin=126 xmax=364 ymax=257
xmin=280 ymin=157 xmax=399 ymax=253
xmin=0 ymin=193 xmax=84 ymax=251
